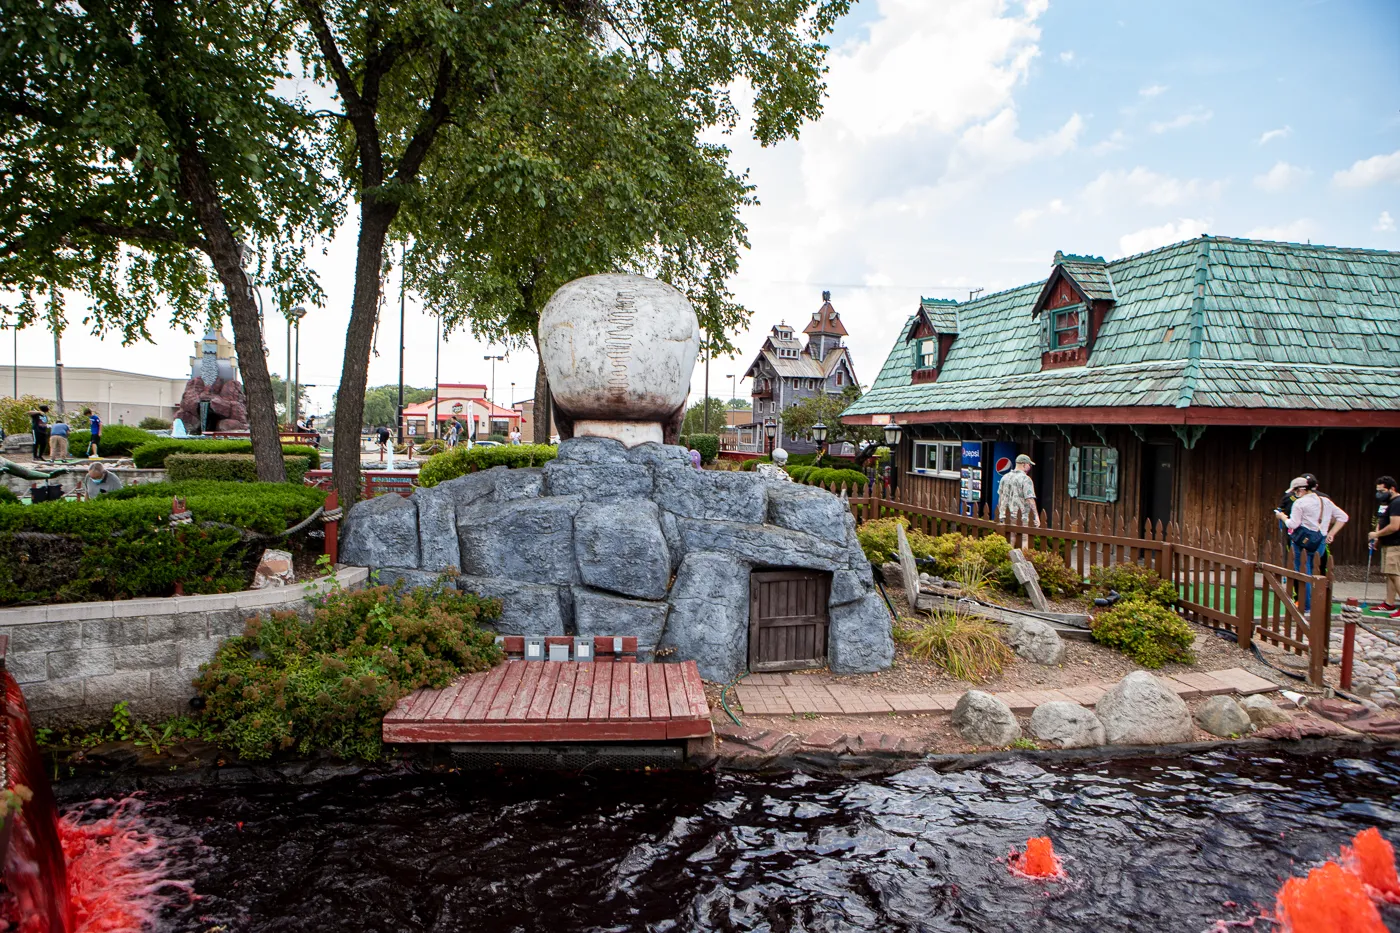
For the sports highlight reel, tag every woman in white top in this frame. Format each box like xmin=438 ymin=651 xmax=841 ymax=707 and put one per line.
xmin=1274 ymin=476 xmax=1348 ymax=601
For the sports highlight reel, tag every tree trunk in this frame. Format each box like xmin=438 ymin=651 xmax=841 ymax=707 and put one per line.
xmin=177 ymin=145 xmax=286 ymax=482
xmin=331 ymin=199 xmax=398 ymax=506
xmin=531 ymin=346 xmax=552 ymax=444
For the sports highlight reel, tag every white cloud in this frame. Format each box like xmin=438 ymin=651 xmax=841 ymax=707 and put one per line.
xmin=1258 ymin=126 xmax=1291 ymax=145
xmin=1083 ymin=167 xmax=1224 ymax=208
xmin=945 ymin=109 xmax=1083 ymax=179
xmin=1118 ymin=219 xmax=1211 ymax=257
xmin=1059 ymin=50 xmax=1075 ymax=63
xmin=1376 ymin=211 xmax=1396 ymax=232
xmin=1253 ymin=161 xmax=1311 ymax=192
xmin=1014 ymin=197 xmax=1068 ymax=229
xmin=1091 ymin=129 xmax=1127 ymax=155
xmin=1333 ymin=149 xmax=1400 ymax=188
xmin=1149 ymin=108 xmax=1213 ymax=133
xmin=1244 ymin=219 xmax=1314 ymax=242
xmin=1139 ymin=84 xmax=1168 ymax=97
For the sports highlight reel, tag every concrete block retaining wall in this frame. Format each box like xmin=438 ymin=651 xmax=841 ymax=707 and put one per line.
xmin=1 ymin=467 xmax=168 ymax=497
xmin=1 ymin=566 xmax=368 ymax=727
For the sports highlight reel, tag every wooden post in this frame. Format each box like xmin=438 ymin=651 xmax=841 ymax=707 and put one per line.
xmin=324 ymin=489 xmax=340 ymax=565
xmin=1235 ymin=560 xmax=1255 ymax=649
xmin=1309 ymin=571 xmax=1329 ymax=687
xmin=1340 ymin=598 xmax=1359 ymax=692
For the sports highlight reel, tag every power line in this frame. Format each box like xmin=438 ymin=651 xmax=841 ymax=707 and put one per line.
xmin=731 ymin=277 xmax=974 ymax=293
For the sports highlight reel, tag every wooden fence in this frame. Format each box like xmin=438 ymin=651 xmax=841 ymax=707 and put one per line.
xmin=827 ymin=478 xmax=1332 ymax=686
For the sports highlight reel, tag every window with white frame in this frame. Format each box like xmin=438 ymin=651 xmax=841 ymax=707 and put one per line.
xmin=911 ymin=440 xmax=961 ymax=478
xmin=919 ymin=338 xmax=937 ymax=369
xmin=1068 ymin=445 xmax=1119 ymax=503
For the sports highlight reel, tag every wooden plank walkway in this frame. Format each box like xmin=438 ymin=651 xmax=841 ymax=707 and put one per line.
xmin=383 ymin=660 xmax=713 ymax=743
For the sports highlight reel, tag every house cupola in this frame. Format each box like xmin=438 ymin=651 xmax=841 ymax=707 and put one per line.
xmin=804 ymin=290 xmax=848 ymax=359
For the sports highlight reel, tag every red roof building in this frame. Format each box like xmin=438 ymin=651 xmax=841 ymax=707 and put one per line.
xmin=402 ymin=384 xmax=521 ymax=438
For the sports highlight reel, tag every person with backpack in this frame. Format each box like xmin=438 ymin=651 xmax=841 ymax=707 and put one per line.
xmin=1368 ymin=476 xmax=1400 ymax=617
xmin=1275 ymin=477 xmax=1348 ymax=602
xmin=27 ymin=405 xmax=49 ymax=460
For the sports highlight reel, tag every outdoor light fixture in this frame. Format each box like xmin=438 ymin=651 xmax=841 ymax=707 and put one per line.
xmin=812 ymin=422 xmax=828 ymax=444
xmin=764 ymin=418 xmax=776 ymax=439
xmin=883 ymin=421 xmax=903 ymax=447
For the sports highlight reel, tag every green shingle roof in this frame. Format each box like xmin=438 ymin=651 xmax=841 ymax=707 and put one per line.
xmin=918 ymin=297 xmax=960 ymax=334
xmin=845 ymin=236 xmax=1400 ymax=421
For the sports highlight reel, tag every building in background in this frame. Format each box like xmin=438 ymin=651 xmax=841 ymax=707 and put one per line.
xmin=842 ymin=236 xmax=1400 ymax=566
xmin=512 ymin=398 xmax=558 ymax=442
xmin=736 ymin=291 xmax=859 ymax=453
xmin=0 ymin=364 xmax=185 ymax=425
xmin=402 ymin=383 xmax=521 ymax=439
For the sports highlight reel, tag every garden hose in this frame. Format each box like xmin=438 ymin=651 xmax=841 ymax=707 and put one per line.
xmin=719 ymin=672 xmax=748 ymax=727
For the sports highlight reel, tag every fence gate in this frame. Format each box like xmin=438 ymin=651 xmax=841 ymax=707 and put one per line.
xmin=749 ymin=570 xmax=831 ymax=672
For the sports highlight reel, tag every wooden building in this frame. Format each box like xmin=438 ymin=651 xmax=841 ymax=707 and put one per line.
xmin=842 ymin=236 xmax=1400 ymax=565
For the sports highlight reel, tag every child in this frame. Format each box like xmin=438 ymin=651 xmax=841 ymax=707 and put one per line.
xmin=84 ymin=408 xmax=101 ymax=457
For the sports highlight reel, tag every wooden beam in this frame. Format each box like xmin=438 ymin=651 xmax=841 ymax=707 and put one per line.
xmin=1305 ymin=428 xmax=1324 ymax=452
xmin=1249 ymin=426 xmax=1268 ymax=450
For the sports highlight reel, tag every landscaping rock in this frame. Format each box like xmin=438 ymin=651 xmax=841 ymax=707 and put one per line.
xmin=2 ymin=433 xmax=33 ymax=453
xmin=1008 ymin=618 xmax=1066 ymax=666
xmin=1029 ymin=701 xmax=1105 ymax=748
xmin=1194 ymin=695 xmax=1253 ymax=737
xmin=341 ymin=492 xmax=420 ymax=569
xmin=879 ymin=562 xmax=903 ymax=586
xmin=457 ymin=576 xmax=567 ymax=635
xmin=951 ymin=690 xmax=1022 ymax=746
xmin=625 ymin=442 xmax=691 ymax=469
xmin=658 ymin=551 xmax=750 ymax=682
xmin=828 ymin=593 xmax=895 ymax=673
xmin=457 ymin=496 xmax=580 ymax=584
xmin=554 ymin=435 xmax=629 ymax=464
xmin=675 ymin=518 xmax=848 ymax=571
xmin=1240 ymin=694 xmax=1292 ymax=728
xmin=572 ymin=588 xmax=669 ymax=648
xmin=492 ymin=467 xmax=544 ymax=502
xmin=830 ymin=565 xmax=875 ymax=607
xmin=377 ymin=568 xmax=444 ymax=591
xmin=543 ymin=459 xmax=654 ymax=500
xmin=414 ymin=470 xmax=500 ymax=571
xmin=765 ymin=483 xmax=849 ymax=540
xmin=251 ymin=549 xmax=295 ymax=588
xmin=653 ymin=462 xmax=767 ymax=524
xmin=574 ymin=499 xmax=671 ymax=599
xmin=1096 ymin=671 xmax=1193 ymax=745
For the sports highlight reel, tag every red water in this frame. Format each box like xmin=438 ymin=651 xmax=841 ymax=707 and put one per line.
xmin=1275 ymin=861 xmax=1385 ymax=933
xmin=1342 ymin=827 xmax=1400 ymax=903
xmin=1007 ymin=836 xmax=1065 ymax=880
xmin=53 ymin=799 xmax=179 ymax=933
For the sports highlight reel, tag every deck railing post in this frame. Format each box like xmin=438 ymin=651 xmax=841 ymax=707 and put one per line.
xmin=1309 ymin=572 xmax=1330 ymax=687
xmin=1235 ymin=560 xmax=1255 ymax=648
xmin=1340 ymin=598 xmax=1359 ymax=692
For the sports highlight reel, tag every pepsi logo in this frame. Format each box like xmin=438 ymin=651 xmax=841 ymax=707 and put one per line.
xmin=995 ymin=457 xmax=1012 ymax=473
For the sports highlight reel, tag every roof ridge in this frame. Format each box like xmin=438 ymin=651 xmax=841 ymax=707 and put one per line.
xmin=1208 ymin=235 xmax=1400 ymax=257
xmin=1107 ymin=235 xmax=1207 ymax=269
xmin=1174 ymin=237 xmax=1211 ymax=409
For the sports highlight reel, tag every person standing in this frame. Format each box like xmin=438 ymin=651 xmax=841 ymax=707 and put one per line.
xmin=997 ymin=453 xmax=1040 ymax=546
xmin=1275 ymin=476 xmax=1347 ymax=605
xmin=376 ymin=424 xmax=391 ymax=457
xmin=28 ymin=405 xmax=49 ymax=460
xmin=84 ymin=408 xmax=101 ymax=457
xmin=47 ymin=418 xmax=70 ymax=461
xmin=1368 ymin=476 xmax=1400 ymax=617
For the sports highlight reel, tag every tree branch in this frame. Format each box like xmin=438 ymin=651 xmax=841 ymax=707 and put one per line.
xmin=391 ymin=53 xmax=455 ymax=186
xmin=76 ymin=219 xmax=207 ymax=252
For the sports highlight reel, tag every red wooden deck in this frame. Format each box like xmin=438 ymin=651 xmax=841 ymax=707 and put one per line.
xmin=383 ymin=660 xmax=713 ymax=743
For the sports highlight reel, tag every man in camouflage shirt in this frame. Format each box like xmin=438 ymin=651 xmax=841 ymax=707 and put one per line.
xmin=997 ymin=454 xmax=1040 ymax=545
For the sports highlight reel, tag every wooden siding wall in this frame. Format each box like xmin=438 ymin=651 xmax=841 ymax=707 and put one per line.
xmin=894 ymin=424 xmax=1398 ymax=565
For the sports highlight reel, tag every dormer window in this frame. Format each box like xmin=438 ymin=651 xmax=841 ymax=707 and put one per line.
xmin=1046 ymin=304 xmax=1087 ymax=350
xmin=1031 ymin=251 xmax=1117 ymax=371
xmin=919 ymin=338 xmax=937 ymax=368
xmin=905 ymin=299 xmax=959 ymax=385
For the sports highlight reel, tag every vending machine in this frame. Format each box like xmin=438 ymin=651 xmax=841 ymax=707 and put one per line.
xmin=959 ymin=441 xmax=983 ymax=516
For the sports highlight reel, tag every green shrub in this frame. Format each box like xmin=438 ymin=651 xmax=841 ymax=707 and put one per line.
xmin=0 ymin=487 xmax=16 ymax=505
xmin=1087 ymin=564 xmax=1176 ymax=608
xmin=138 ymin=416 xmax=172 ymax=431
xmin=488 ymin=433 xmax=507 ymax=444
xmin=801 ymin=466 xmax=868 ymax=489
xmin=166 ymin=453 xmax=309 ymax=485
xmin=131 ymin=439 xmax=320 ymax=471
xmin=105 ymin=481 xmax=325 ymax=533
xmin=68 ymin=425 xmax=157 ymax=457
xmin=687 ymin=434 xmax=719 ymax=464
xmin=893 ymin=609 xmax=1014 ymax=682
xmin=856 ymin=518 xmax=1078 ymax=598
xmin=417 ymin=443 xmax=557 ymax=487
xmin=193 ymin=582 xmax=504 ymax=761
xmin=1090 ymin=595 xmax=1196 ymax=668
xmin=739 ymin=456 xmax=766 ymax=471
xmin=0 ymin=395 xmax=54 ymax=435
xmin=856 ymin=516 xmax=937 ymax=566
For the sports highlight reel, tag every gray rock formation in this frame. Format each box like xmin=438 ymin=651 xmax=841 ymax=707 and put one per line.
xmin=457 ymin=576 xmax=568 ymax=635
xmin=457 ymin=496 xmax=581 ymax=584
xmin=828 ymin=594 xmax=895 ymax=673
xmin=951 ymin=690 xmax=1022 ymax=745
xmin=574 ymin=499 xmax=670 ymax=599
xmin=340 ymin=493 xmax=420 ymax=570
xmin=414 ymin=469 xmax=501 ymax=571
xmin=654 ymin=463 xmax=767 ymax=524
xmin=676 ymin=518 xmax=849 ymax=571
xmin=1029 ymin=701 xmax=1105 ymax=748
xmin=543 ymin=459 xmax=654 ymax=500
xmin=1195 ymin=695 xmax=1253 ymax=737
xmin=766 ymin=483 xmax=849 ymax=538
xmin=1095 ymin=671 xmax=1193 ymax=745
xmin=659 ymin=552 xmax=751 ymax=682
xmin=1008 ymin=618 xmax=1066 ymax=666
xmin=1240 ymin=694 xmax=1292 ymax=727
xmin=572 ymin=587 xmax=669 ymax=648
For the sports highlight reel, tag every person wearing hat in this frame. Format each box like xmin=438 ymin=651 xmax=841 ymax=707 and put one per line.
xmin=1274 ymin=476 xmax=1347 ymax=607
xmin=997 ymin=453 xmax=1040 ymax=546
xmin=82 ymin=460 xmax=123 ymax=499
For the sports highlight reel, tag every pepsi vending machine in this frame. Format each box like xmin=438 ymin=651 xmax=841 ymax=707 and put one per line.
xmin=959 ymin=441 xmax=982 ymax=516
xmin=989 ymin=441 xmax=1017 ymax=515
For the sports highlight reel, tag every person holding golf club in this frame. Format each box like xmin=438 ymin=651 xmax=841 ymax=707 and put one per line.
xmin=1367 ymin=476 xmax=1400 ymax=618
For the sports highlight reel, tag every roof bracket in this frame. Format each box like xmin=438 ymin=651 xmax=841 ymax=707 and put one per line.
xmin=1171 ymin=424 xmax=1207 ymax=449
xmin=1057 ymin=424 xmax=1075 ymax=445
xmin=1362 ymin=429 xmax=1382 ymax=453
xmin=1305 ymin=428 xmax=1324 ymax=452
xmin=1128 ymin=425 xmax=1148 ymax=444
xmin=1249 ymin=426 xmax=1268 ymax=451
xmin=1091 ymin=424 xmax=1112 ymax=446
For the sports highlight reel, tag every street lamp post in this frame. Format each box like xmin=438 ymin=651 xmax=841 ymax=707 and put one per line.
xmin=812 ymin=421 xmax=828 ymax=459
xmin=293 ymin=307 xmax=307 ymax=427
xmin=397 ymin=245 xmax=406 ymax=445
xmin=764 ymin=417 xmax=777 ymax=456
xmin=882 ymin=422 xmax=903 ymax=495
xmin=484 ymin=353 xmax=505 ymax=436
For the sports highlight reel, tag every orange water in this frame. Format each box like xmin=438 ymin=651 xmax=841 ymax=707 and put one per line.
xmin=1275 ymin=861 xmax=1385 ymax=933
xmin=1008 ymin=837 xmax=1064 ymax=880
xmin=1342 ymin=827 xmax=1400 ymax=903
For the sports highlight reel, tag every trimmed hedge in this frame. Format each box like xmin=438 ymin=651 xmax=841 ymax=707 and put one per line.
xmin=417 ymin=443 xmax=557 ymax=487
xmin=166 ymin=453 xmax=309 ymax=485
xmin=0 ymin=488 xmax=17 ymax=505
xmin=787 ymin=465 xmax=869 ymax=489
xmin=1090 ymin=595 xmax=1196 ymax=668
xmin=67 ymin=425 xmax=158 ymax=457
xmin=105 ymin=481 xmax=326 ymax=533
xmin=132 ymin=439 xmax=320 ymax=471
xmin=681 ymin=434 xmax=719 ymax=464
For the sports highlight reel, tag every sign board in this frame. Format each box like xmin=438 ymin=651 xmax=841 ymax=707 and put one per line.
xmin=451 ymin=402 xmax=464 ymax=414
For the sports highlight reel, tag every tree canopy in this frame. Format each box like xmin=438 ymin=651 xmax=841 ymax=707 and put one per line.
xmin=781 ymin=387 xmax=880 ymax=446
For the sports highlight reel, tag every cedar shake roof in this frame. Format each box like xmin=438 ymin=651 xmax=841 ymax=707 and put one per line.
xmin=843 ymin=235 xmax=1400 ymax=422
xmin=804 ymin=297 xmax=849 ymax=336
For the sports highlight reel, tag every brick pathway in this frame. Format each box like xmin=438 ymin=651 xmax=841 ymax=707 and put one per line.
xmin=734 ymin=667 xmax=1277 ymax=717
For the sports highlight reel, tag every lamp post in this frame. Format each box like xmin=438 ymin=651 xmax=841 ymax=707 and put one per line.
xmin=433 ymin=314 xmax=441 ymax=439
xmin=882 ymin=421 xmax=903 ymax=494
xmin=812 ymin=421 xmax=828 ymax=458
xmin=484 ymin=353 xmax=505 ymax=436
xmin=764 ymin=417 xmax=776 ymax=456
xmin=292 ymin=307 xmax=307 ymax=427
xmin=397 ymin=244 xmax=406 ymax=445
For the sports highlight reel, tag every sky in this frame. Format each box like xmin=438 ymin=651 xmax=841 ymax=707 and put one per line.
xmin=5 ymin=0 xmax=1399 ymax=419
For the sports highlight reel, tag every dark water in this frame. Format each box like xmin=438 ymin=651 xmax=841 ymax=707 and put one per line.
xmin=91 ymin=748 xmax=1400 ymax=932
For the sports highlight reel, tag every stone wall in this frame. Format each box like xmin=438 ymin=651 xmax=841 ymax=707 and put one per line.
xmin=1 ymin=567 xmax=368 ymax=727
xmin=340 ymin=437 xmax=892 ymax=682
xmin=1 ymin=467 xmax=167 ymax=497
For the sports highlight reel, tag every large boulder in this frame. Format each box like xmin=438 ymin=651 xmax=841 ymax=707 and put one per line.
xmin=1029 ymin=701 xmax=1105 ymax=748
xmin=625 ymin=442 xmax=692 ymax=470
xmin=830 ymin=565 xmax=875 ymax=607
xmin=1195 ymin=695 xmax=1253 ymax=737
xmin=1240 ymin=694 xmax=1292 ymax=728
xmin=2 ymin=433 xmax=33 ymax=453
xmin=493 ymin=467 xmax=544 ymax=502
xmin=1008 ymin=618 xmax=1067 ymax=666
xmin=572 ymin=588 xmax=669 ymax=649
xmin=457 ymin=496 xmax=581 ymax=584
xmin=676 ymin=518 xmax=849 ymax=571
xmin=341 ymin=493 xmax=421 ymax=569
xmin=413 ymin=469 xmax=500 ymax=572
xmin=1096 ymin=671 xmax=1193 ymax=745
xmin=658 ymin=551 xmax=750 ymax=682
xmin=653 ymin=462 xmax=767 ymax=524
xmin=555 ymin=436 xmax=629 ymax=464
xmin=951 ymin=690 xmax=1022 ymax=746
xmin=574 ymin=499 xmax=671 ymax=600
xmin=543 ymin=459 xmax=654 ymax=500
xmin=457 ymin=576 xmax=568 ymax=635
xmin=828 ymin=593 xmax=895 ymax=673
xmin=765 ymin=483 xmax=849 ymax=541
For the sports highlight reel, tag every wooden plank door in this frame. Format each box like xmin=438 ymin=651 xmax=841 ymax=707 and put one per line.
xmin=749 ymin=570 xmax=831 ymax=672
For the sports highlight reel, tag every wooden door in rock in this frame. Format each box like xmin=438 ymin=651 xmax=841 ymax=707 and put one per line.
xmin=749 ymin=570 xmax=831 ymax=672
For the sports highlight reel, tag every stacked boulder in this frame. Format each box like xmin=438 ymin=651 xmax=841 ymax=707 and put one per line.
xmin=340 ymin=436 xmax=892 ymax=682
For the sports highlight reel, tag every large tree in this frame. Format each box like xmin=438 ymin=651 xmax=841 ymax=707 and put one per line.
xmin=0 ymin=0 xmax=335 ymax=480
xmin=781 ymin=386 xmax=881 ymax=446
xmin=292 ymin=0 xmax=851 ymax=496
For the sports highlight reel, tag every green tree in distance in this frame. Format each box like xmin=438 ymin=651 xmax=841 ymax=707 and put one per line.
xmin=0 ymin=0 xmax=337 ymax=480
xmin=680 ymin=397 xmax=730 ymax=437
xmin=781 ymin=386 xmax=881 ymax=446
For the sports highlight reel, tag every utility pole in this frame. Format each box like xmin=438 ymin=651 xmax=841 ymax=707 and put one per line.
xmin=433 ymin=314 xmax=441 ymax=440
xmin=484 ymin=352 xmax=505 ymax=435
xmin=52 ymin=331 xmax=63 ymax=416
xmin=397 ymin=244 xmax=406 ymax=445
xmin=703 ymin=334 xmax=710 ymax=434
